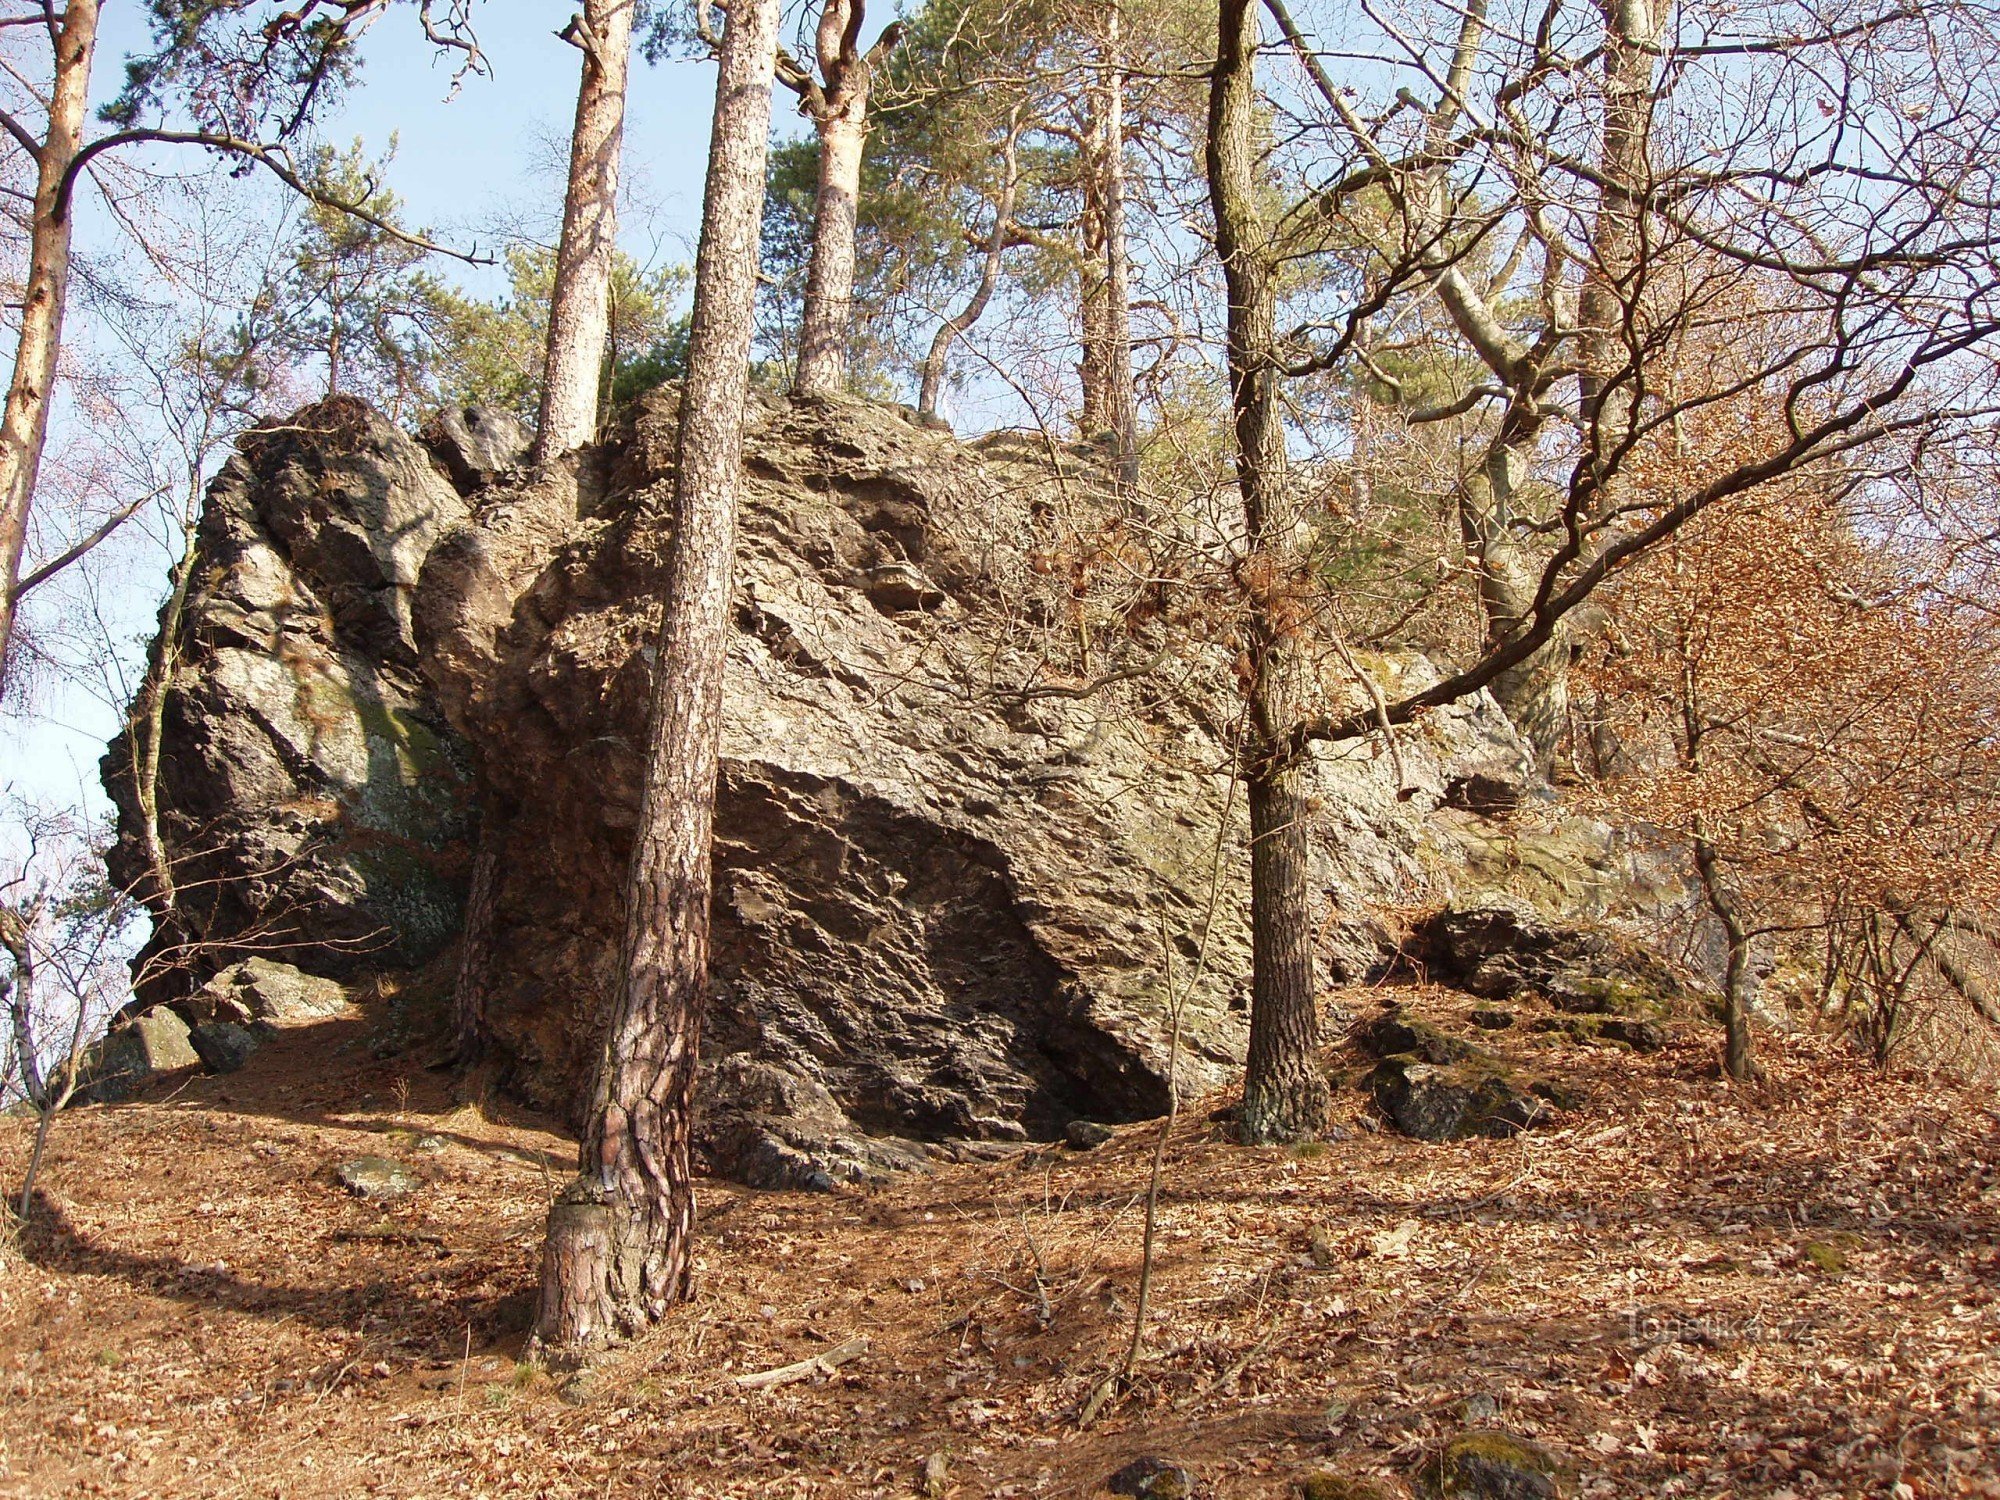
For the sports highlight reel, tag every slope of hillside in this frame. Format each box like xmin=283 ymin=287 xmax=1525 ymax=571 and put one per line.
xmin=3 ymin=990 xmax=1996 ymax=1499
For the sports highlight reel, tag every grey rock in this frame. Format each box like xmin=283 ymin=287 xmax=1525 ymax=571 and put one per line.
xmin=187 ymin=1020 xmax=261 ymax=1073
xmin=1108 ymin=1456 xmax=1196 ymax=1499
xmin=334 ymin=1155 xmax=418 ymax=1200
xmin=1370 ymin=1055 xmax=1549 ymax=1142
xmin=1468 ymin=1007 xmax=1515 ymax=1030
xmin=420 ymin=404 xmax=529 ymax=492
xmin=112 ymin=390 xmax=1697 ymax=1186
xmin=1065 ymin=1119 xmax=1116 ymax=1149
xmin=78 ymin=1009 xmax=201 ymax=1102
xmin=192 ymin=958 xmax=348 ymax=1028
xmin=1414 ymin=896 xmax=1691 ymax=1013
xmin=1416 ymin=1430 xmax=1568 ymax=1499
xmin=101 ymin=398 xmax=478 ymax=1000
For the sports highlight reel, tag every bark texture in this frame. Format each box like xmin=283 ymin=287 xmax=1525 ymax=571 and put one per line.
xmin=0 ymin=0 xmax=100 ymax=694
xmin=1694 ymin=836 xmax=1758 ymax=1083
xmin=1210 ymin=0 xmax=1328 ymax=1143
xmin=791 ymin=0 xmax=899 ymax=398
xmin=533 ymin=0 xmax=783 ymax=1354
xmin=1096 ymin=0 xmax=1139 ymax=484
xmin=536 ymin=0 xmax=635 ymax=460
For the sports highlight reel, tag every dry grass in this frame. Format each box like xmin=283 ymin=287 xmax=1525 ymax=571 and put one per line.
xmin=2 ymin=988 xmax=1997 ymax=1498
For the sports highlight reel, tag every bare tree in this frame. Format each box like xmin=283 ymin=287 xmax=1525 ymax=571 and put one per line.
xmin=1197 ymin=0 xmax=2000 ymax=1137
xmin=532 ymin=0 xmax=784 ymax=1357
xmin=0 ymin=0 xmax=490 ymax=692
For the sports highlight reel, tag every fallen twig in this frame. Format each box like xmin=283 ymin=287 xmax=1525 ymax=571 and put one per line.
xmin=732 ymin=1336 xmax=869 ymax=1390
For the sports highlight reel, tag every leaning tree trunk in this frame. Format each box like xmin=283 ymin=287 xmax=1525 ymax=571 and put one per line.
xmin=532 ymin=0 xmax=782 ymax=1358
xmin=536 ymin=0 xmax=636 ymax=461
xmin=0 ymin=0 xmax=101 ymax=695
xmin=918 ymin=116 xmax=1020 ymax=421
xmin=1210 ymin=0 xmax=1328 ymax=1143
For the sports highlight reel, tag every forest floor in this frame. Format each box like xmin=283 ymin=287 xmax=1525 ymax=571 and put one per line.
xmin=1 ymin=984 xmax=1996 ymax=1500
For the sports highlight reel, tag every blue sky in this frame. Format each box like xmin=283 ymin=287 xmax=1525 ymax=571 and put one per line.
xmin=92 ymin=3 xmax=780 ymax=292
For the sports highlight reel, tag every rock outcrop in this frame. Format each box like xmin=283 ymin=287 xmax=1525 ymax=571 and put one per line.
xmin=107 ymin=389 xmax=1695 ymax=1183
xmin=102 ymin=399 xmax=480 ymax=993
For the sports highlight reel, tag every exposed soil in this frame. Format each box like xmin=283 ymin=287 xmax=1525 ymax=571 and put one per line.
xmin=3 ymin=989 xmax=1996 ymax=1499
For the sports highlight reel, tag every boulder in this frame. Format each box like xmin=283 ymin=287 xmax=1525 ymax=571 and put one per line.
xmin=1412 ymin=896 xmax=1689 ymax=1014
xmin=334 ymin=1155 xmax=418 ymax=1200
xmin=1415 ymin=1430 xmax=1569 ymax=1500
xmin=107 ymin=391 xmax=1694 ymax=1183
xmin=1370 ymin=1054 xmax=1550 ymax=1142
xmin=1356 ymin=1006 xmax=1482 ymax=1064
xmin=187 ymin=1020 xmax=260 ymax=1073
xmin=419 ymin=404 xmax=529 ymax=492
xmin=1108 ymin=1456 xmax=1196 ymax=1499
xmin=78 ymin=1009 xmax=201 ymax=1102
xmin=186 ymin=958 xmax=349 ymax=1029
xmin=1065 ymin=1119 xmax=1116 ymax=1149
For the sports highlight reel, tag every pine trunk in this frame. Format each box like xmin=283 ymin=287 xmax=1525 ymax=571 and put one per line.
xmin=794 ymin=108 xmax=868 ymax=397
xmin=536 ymin=0 xmax=636 ymax=461
xmin=1099 ymin=0 xmax=1139 ymax=485
xmin=0 ymin=0 xmax=100 ymax=694
xmin=531 ymin=0 xmax=782 ymax=1358
xmin=1239 ymin=750 xmax=1329 ymax=1142
xmin=1210 ymin=0 xmax=1327 ymax=1143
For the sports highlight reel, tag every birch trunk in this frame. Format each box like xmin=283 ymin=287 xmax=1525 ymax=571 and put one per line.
xmin=0 ymin=0 xmax=101 ymax=695
xmin=536 ymin=0 xmax=636 ymax=461
xmin=1210 ymin=0 xmax=1327 ymax=1144
xmin=532 ymin=0 xmax=781 ymax=1356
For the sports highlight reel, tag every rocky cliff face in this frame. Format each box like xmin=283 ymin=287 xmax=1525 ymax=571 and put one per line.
xmin=103 ymin=400 xmax=480 ymax=993
xmin=108 ymin=390 xmax=1688 ymax=1185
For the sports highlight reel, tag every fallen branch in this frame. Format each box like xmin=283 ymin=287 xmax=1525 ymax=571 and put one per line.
xmin=732 ymin=1336 xmax=869 ymax=1390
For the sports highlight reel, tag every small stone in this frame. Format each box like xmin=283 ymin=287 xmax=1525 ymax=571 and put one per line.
xmin=1108 ymin=1456 xmax=1195 ymax=1499
xmin=1459 ymin=1393 xmax=1502 ymax=1423
xmin=1416 ymin=1429 xmax=1568 ymax=1499
xmin=1066 ymin=1119 xmax=1116 ymax=1149
xmin=922 ymin=1452 xmax=950 ymax=1498
xmin=1802 ymin=1240 xmax=1848 ymax=1275
xmin=412 ymin=1134 xmax=451 ymax=1154
xmin=334 ymin=1156 xmax=418 ymax=1201
xmin=1469 ymin=1008 xmax=1515 ymax=1031
xmin=1309 ymin=1225 xmax=1340 ymax=1268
